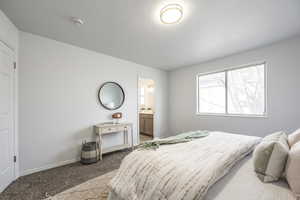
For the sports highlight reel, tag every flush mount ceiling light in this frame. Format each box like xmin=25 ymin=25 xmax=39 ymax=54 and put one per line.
xmin=160 ymin=4 xmax=183 ymax=24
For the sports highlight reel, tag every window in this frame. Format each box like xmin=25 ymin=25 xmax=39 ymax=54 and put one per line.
xmin=198 ymin=72 xmax=226 ymax=114
xmin=197 ymin=63 xmax=266 ymax=116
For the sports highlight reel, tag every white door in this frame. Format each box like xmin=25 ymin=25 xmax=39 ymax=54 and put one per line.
xmin=0 ymin=43 xmax=15 ymax=193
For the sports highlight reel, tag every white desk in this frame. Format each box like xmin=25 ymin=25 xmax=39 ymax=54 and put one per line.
xmin=94 ymin=122 xmax=134 ymax=160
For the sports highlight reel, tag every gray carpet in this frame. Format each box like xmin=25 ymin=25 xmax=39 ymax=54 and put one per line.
xmin=0 ymin=150 xmax=131 ymax=200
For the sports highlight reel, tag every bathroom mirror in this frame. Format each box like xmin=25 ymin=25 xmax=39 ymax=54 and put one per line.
xmin=98 ymin=82 xmax=125 ymax=110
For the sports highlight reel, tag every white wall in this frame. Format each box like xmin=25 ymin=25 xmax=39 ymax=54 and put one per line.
xmin=0 ymin=9 xmax=19 ymax=178
xmin=19 ymin=32 xmax=169 ymax=175
xmin=0 ymin=10 xmax=18 ymax=51
xmin=169 ymin=36 xmax=300 ymax=137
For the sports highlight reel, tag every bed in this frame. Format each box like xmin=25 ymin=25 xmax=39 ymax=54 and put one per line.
xmin=108 ymin=132 xmax=296 ymax=200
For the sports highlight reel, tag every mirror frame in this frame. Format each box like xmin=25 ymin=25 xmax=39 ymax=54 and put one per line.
xmin=98 ymin=81 xmax=125 ymax=110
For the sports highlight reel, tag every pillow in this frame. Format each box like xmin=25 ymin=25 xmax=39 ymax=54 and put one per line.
xmin=286 ymin=142 xmax=300 ymax=197
xmin=253 ymin=131 xmax=289 ymax=182
xmin=288 ymin=128 xmax=300 ymax=147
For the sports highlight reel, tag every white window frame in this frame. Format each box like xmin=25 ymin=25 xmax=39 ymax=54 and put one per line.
xmin=196 ymin=62 xmax=267 ymax=118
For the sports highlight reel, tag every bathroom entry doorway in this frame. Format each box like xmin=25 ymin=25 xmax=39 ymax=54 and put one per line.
xmin=138 ymin=78 xmax=155 ymax=143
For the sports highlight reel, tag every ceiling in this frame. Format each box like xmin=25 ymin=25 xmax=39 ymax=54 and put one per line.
xmin=1 ymin=0 xmax=300 ymax=70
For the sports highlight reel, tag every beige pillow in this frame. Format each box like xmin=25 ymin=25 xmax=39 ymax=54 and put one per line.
xmin=253 ymin=131 xmax=289 ymax=182
xmin=286 ymin=142 xmax=300 ymax=197
xmin=288 ymin=128 xmax=300 ymax=147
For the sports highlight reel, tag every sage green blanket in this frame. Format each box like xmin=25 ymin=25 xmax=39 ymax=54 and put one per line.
xmin=138 ymin=130 xmax=209 ymax=150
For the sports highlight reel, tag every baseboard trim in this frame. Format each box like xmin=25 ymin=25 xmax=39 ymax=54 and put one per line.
xmin=0 ymin=182 xmax=10 ymax=193
xmin=20 ymin=158 xmax=80 ymax=176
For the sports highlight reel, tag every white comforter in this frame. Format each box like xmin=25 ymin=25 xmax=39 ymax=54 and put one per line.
xmin=109 ymin=132 xmax=260 ymax=200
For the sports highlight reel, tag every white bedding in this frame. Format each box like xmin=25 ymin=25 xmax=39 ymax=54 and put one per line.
xmin=205 ymin=155 xmax=295 ymax=200
xmin=109 ymin=132 xmax=260 ymax=200
xmin=109 ymin=155 xmax=296 ymax=200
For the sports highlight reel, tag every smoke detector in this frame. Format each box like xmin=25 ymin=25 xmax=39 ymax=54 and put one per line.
xmin=71 ymin=17 xmax=84 ymax=26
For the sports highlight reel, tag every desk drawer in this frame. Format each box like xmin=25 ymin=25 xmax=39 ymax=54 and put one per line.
xmin=102 ymin=127 xmax=118 ymax=133
xmin=101 ymin=126 xmax=126 ymax=134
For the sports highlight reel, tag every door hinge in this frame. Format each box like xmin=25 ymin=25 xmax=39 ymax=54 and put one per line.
xmin=13 ymin=62 xmax=16 ymax=70
xmin=13 ymin=156 xmax=17 ymax=163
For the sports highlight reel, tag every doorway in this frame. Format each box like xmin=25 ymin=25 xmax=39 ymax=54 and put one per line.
xmin=138 ymin=78 xmax=155 ymax=143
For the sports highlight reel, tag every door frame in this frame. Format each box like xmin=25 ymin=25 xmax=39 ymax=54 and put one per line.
xmin=0 ymin=40 xmax=19 ymax=182
xmin=136 ymin=75 xmax=156 ymax=145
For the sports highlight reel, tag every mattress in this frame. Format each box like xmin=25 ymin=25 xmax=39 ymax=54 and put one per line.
xmin=109 ymin=155 xmax=296 ymax=200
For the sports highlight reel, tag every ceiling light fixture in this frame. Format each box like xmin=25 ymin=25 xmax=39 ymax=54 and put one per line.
xmin=71 ymin=17 xmax=84 ymax=26
xmin=160 ymin=4 xmax=183 ymax=24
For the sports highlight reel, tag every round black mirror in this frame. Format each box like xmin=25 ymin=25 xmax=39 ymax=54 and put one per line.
xmin=98 ymin=82 xmax=125 ymax=110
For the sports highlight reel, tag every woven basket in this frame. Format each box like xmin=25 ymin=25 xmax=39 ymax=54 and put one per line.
xmin=81 ymin=141 xmax=99 ymax=164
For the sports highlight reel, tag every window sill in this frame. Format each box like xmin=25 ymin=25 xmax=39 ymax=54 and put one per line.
xmin=196 ymin=113 xmax=268 ymax=118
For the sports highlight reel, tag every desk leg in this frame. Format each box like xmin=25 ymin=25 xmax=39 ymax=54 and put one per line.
xmin=98 ymin=131 xmax=103 ymax=161
xmin=96 ymin=133 xmax=99 ymax=160
xmin=131 ymin=125 xmax=134 ymax=150
xmin=124 ymin=127 xmax=127 ymax=145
